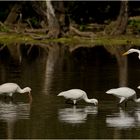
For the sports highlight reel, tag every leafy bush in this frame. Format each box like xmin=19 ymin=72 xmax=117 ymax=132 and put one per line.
xmin=0 ymin=22 xmax=9 ymax=32
xmin=128 ymin=19 xmax=140 ymax=34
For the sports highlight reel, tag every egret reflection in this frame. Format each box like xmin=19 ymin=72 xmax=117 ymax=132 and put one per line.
xmin=106 ymin=108 xmax=138 ymax=129
xmin=0 ymin=100 xmax=30 ymax=139
xmin=0 ymin=100 xmax=30 ymax=121
xmin=58 ymin=106 xmax=98 ymax=124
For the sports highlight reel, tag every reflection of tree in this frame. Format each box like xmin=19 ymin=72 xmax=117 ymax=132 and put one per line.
xmin=114 ymin=47 xmax=128 ymax=86
xmin=43 ymin=43 xmax=72 ymax=94
xmin=0 ymin=43 xmax=22 ymax=83
xmin=0 ymin=100 xmax=30 ymax=139
xmin=0 ymin=43 xmax=49 ymax=98
xmin=105 ymin=45 xmax=131 ymax=86
xmin=7 ymin=43 xmax=22 ymax=63
xmin=0 ymin=43 xmax=22 ymax=63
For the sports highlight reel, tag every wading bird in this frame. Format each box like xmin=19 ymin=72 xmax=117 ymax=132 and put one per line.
xmin=57 ymin=89 xmax=98 ymax=105
xmin=123 ymin=49 xmax=140 ymax=60
xmin=0 ymin=83 xmax=32 ymax=102
xmin=106 ymin=87 xmax=140 ymax=106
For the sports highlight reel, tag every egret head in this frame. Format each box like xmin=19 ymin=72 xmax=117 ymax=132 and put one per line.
xmin=122 ymin=49 xmax=138 ymax=56
xmin=22 ymin=87 xmax=32 ymax=103
xmin=23 ymin=87 xmax=31 ymax=93
xmin=137 ymin=86 xmax=140 ymax=89
xmin=57 ymin=92 xmax=64 ymax=96
xmin=89 ymin=99 xmax=98 ymax=105
xmin=106 ymin=89 xmax=114 ymax=94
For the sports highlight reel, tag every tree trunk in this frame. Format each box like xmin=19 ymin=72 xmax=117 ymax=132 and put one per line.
xmin=111 ymin=0 xmax=128 ymax=35
xmin=30 ymin=1 xmax=48 ymax=24
xmin=115 ymin=47 xmax=128 ymax=87
xmin=54 ymin=1 xmax=69 ymax=34
xmin=46 ymin=0 xmax=60 ymax=38
xmin=4 ymin=3 xmax=22 ymax=25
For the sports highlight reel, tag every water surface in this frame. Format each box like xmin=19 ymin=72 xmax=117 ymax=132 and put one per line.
xmin=0 ymin=43 xmax=140 ymax=139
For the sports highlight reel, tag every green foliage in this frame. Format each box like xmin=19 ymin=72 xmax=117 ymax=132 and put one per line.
xmin=128 ymin=19 xmax=140 ymax=34
xmin=0 ymin=23 xmax=9 ymax=32
xmin=1 ymin=33 xmax=140 ymax=47
xmin=79 ymin=24 xmax=86 ymax=31
xmin=28 ymin=17 xmax=40 ymax=28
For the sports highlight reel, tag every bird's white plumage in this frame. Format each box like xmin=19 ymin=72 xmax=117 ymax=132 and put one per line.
xmin=106 ymin=87 xmax=136 ymax=98
xmin=106 ymin=87 xmax=140 ymax=105
xmin=0 ymin=83 xmax=20 ymax=96
xmin=57 ymin=89 xmax=98 ymax=105
xmin=0 ymin=83 xmax=32 ymax=102
xmin=0 ymin=83 xmax=31 ymax=95
xmin=59 ymin=89 xmax=85 ymax=100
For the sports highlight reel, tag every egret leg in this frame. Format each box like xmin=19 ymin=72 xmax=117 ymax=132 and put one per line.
xmin=9 ymin=93 xmax=13 ymax=97
xmin=118 ymin=97 xmax=125 ymax=106
xmin=73 ymin=100 xmax=77 ymax=105
xmin=119 ymin=97 xmax=126 ymax=104
xmin=9 ymin=93 xmax=14 ymax=101
xmin=125 ymin=102 xmax=127 ymax=107
xmin=4 ymin=95 xmax=7 ymax=100
xmin=118 ymin=97 xmax=127 ymax=107
xmin=10 ymin=96 xmax=14 ymax=102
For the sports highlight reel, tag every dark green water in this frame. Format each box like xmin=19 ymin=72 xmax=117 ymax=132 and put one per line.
xmin=0 ymin=44 xmax=140 ymax=139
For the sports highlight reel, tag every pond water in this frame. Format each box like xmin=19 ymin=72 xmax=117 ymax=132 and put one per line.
xmin=0 ymin=43 xmax=140 ymax=139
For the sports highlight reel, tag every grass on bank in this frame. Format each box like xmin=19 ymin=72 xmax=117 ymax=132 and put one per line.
xmin=0 ymin=32 xmax=140 ymax=47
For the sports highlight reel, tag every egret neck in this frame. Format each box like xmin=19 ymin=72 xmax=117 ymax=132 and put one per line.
xmin=134 ymin=98 xmax=140 ymax=103
xmin=123 ymin=49 xmax=140 ymax=60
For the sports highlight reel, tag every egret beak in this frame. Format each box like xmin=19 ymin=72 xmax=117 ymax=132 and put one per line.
xmin=122 ymin=52 xmax=129 ymax=56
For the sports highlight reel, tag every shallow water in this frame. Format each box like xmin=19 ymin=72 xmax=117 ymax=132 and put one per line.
xmin=0 ymin=44 xmax=140 ymax=139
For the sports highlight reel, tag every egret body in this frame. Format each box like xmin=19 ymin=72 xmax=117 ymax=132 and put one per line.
xmin=0 ymin=83 xmax=32 ymax=102
xmin=123 ymin=49 xmax=140 ymax=60
xmin=57 ymin=89 xmax=98 ymax=105
xmin=106 ymin=87 xmax=140 ymax=105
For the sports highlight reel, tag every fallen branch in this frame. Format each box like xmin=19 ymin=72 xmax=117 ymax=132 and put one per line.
xmin=69 ymin=26 xmax=95 ymax=38
xmin=25 ymin=28 xmax=48 ymax=34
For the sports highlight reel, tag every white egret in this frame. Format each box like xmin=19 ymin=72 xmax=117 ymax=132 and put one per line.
xmin=106 ymin=87 xmax=140 ymax=106
xmin=122 ymin=48 xmax=140 ymax=60
xmin=0 ymin=83 xmax=32 ymax=102
xmin=57 ymin=89 xmax=98 ymax=105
